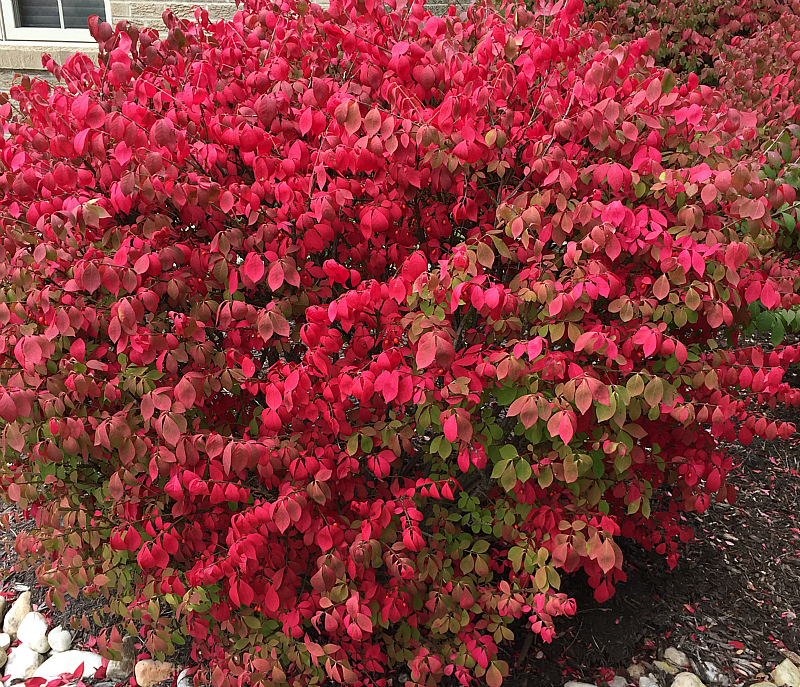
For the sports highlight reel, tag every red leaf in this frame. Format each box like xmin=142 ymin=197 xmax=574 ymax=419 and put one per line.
xmin=237 ymin=579 xmax=254 ymax=606
xmin=243 ymin=252 xmax=265 ymax=285
xmin=174 ymin=377 xmax=196 ymax=409
xmin=268 ymin=261 xmax=285 ymax=291
xmin=242 ymin=357 xmax=256 ymax=378
xmin=123 ymin=526 xmax=141 ymax=551
xmin=416 ymin=332 xmax=437 ymax=369
xmin=0 ymin=395 xmax=18 ymax=423
xmin=443 ymin=413 xmax=458 ymax=443
xmin=263 ymin=586 xmax=280 ymax=612
xmin=82 ymin=263 xmax=101 ymax=293
xmin=150 ymin=118 xmax=176 ymax=148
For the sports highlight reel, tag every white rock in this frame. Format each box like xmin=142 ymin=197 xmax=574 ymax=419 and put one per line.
xmin=565 ymin=682 xmax=596 ymax=687
xmin=32 ymin=650 xmax=103 ymax=680
xmin=639 ymin=675 xmax=658 ymax=687
xmin=4 ymin=644 xmax=44 ymax=681
xmin=106 ymin=658 xmax=134 ymax=680
xmin=17 ymin=611 xmax=49 ymax=653
xmin=672 ymin=673 xmax=706 ymax=687
xmin=773 ymin=659 xmax=800 ymax=687
xmin=703 ymin=661 xmax=727 ymax=684
xmin=177 ymin=668 xmax=194 ymax=687
xmin=0 ymin=650 xmax=6 ymax=670
xmin=0 ymin=634 xmax=10 ymax=651
xmin=2 ymin=592 xmax=30 ymax=638
xmin=609 ymin=677 xmax=628 ymax=687
xmin=47 ymin=626 xmax=72 ymax=653
xmin=628 ymin=665 xmax=647 ymax=681
xmin=665 ymin=647 xmax=691 ymax=668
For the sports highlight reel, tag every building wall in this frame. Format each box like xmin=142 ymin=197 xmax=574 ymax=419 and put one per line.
xmin=0 ymin=0 xmax=237 ymax=92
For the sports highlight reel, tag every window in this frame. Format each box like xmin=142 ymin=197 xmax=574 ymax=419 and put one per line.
xmin=0 ymin=0 xmax=109 ymax=40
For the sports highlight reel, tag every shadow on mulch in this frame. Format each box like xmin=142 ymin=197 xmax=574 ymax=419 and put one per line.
xmin=510 ymin=393 xmax=800 ymax=686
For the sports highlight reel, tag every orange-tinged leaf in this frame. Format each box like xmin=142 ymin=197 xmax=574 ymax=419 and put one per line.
xmin=653 ymin=275 xmax=669 ymax=300
xmin=108 ymin=473 xmax=124 ymax=501
xmin=597 ymin=537 xmax=616 ymax=574
xmin=575 ymin=381 xmax=592 ymax=415
xmin=701 ymin=184 xmax=717 ymax=205
xmin=486 ymin=663 xmax=503 ymax=687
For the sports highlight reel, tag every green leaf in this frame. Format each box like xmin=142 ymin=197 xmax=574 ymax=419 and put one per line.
xmin=472 ymin=540 xmax=490 ymax=554
xmin=500 ymin=463 xmax=517 ymax=491
xmin=515 ymin=459 xmax=532 ymax=483
xmin=592 ymin=452 xmax=605 ymax=479
xmin=460 ymin=554 xmax=475 ymax=574
xmin=771 ymin=318 xmax=786 ymax=347
xmin=661 ymin=69 xmax=675 ymax=94
xmin=615 ymin=453 xmax=632 ymax=474
xmin=499 ymin=444 xmax=518 ymax=461
xmin=491 ymin=458 xmax=509 ymax=479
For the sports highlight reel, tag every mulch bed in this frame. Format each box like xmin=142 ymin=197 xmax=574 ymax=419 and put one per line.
xmin=514 ymin=376 xmax=800 ymax=687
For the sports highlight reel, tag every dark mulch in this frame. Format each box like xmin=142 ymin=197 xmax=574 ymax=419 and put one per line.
xmin=513 ymin=380 xmax=800 ymax=686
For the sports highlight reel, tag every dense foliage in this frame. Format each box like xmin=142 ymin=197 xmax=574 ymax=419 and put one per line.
xmin=1 ymin=0 xmax=800 ymax=685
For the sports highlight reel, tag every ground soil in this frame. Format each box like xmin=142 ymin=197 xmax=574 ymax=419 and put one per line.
xmin=512 ymin=370 xmax=800 ymax=687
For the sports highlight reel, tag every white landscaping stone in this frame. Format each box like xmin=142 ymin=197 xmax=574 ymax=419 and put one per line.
xmin=4 ymin=644 xmax=44 ymax=681
xmin=703 ymin=661 xmax=726 ymax=684
xmin=0 ymin=650 xmax=6 ymax=670
xmin=17 ymin=611 xmax=49 ymax=653
xmin=2 ymin=591 xmax=30 ymax=638
xmin=609 ymin=677 xmax=628 ymax=687
xmin=177 ymin=668 xmax=193 ymax=687
xmin=639 ymin=675 xmax=658 ymax=687
xmin=672 ymin=673 xmax=706 ymax=687
xmin=565 ymin=682 xmax=596 ymax=687
xmin=773 ymin=659 xmax=800 ymax=687
xmin=47 ymin=626 xmax=72 ymax=652
xmin=665 ymin=647 xmax=691 ymax=668
xmin=628 ymin=665 xmax=647 ymax=681
xmin=0 ymin=634 xmax=10 ymax=651
xmin=32 ymin=650 xmax=103 ymax=680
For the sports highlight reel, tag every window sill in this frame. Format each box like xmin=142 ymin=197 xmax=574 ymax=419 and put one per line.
xmin=0 ymin=42 xmax=95 ymax=71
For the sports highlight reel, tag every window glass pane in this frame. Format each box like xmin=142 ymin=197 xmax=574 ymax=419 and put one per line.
xmin=13 ymin=0 xmax=60 ymax=28
xmin=62 ymin=0 xmax=105 ymax=27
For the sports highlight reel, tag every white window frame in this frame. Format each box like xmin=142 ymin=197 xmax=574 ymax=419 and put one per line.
xmin=0 ymin=0 xmax=111 ymax=41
